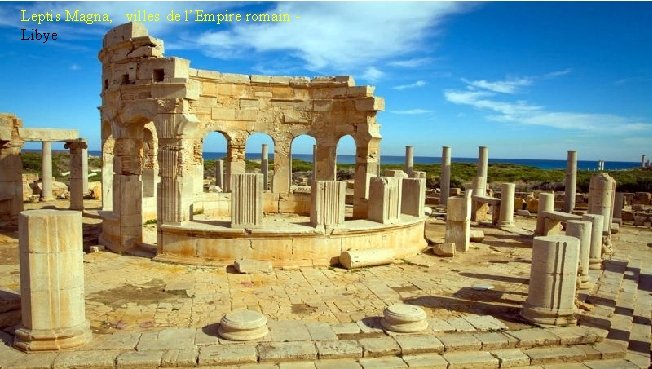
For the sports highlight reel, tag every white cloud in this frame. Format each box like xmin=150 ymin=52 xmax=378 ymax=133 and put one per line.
xmin=463 ymin=77 xmax=532 ymax=94
xmin=393 ymin=80 xmax=427 ymax=90
xmin=183 ymin=2 xmax=466 ymax=71
xmin=361 ymin=67 xmax=384 ymax=82
xmin=444 ymin=89 xmax=651 ymax=133
xmin=69 ymin=63 xmax=81 ymax=71
xmin=387 ymin=57 xmax=434 ymax=68
xmin=390 ymin=109 xmax=433 ymax=115
xmin=544 ymin=69 xmax=572 ymax=78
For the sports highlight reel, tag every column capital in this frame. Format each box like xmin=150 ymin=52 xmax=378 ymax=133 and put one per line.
xmin=64 ymin=140 xmax=88 ymax=150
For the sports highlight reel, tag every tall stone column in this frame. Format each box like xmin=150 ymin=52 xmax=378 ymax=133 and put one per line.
xmin=225 ymin=136 xmax=246 ymax=192
xmin=404 ymin=145 xmax=414 ymax=176
xmin=41 ymin=141 xmax=54 ymax=201
xmin=498 ymin=183 xmax=515 ymax=227
xmin=564 ymin=150 xmax=577 ymax=213
xmin=473 ymin=146 xmax=489 ymax=197
xmin=310 ymin=180 xmax=346 ymax=229
xmin=215 ymin=159 xmax=224 ymax=189
xmin=271 ymin=135 xmax=291 ymax=194
xmin=352 ymin=135 xmax=381 ymax=219
xmin=582 ymin=214 xmax=604 ymax=269
xmin=81 ymin=145 xmax=88 ymax=195
xmin=65 ymin=141 xmax=87 ymax=211
xmin=440 ymin=146 xmax=451 ymax=207
xmin=521 ymin=235 xmax=579 ymax=326
xmin=588 ymin=173 xmax=616 ymax=235
xmin=101 ymin=138 xmax=114 ymax=211
xmin=566 ymin=220 xmax=593 ymax=289
xmin=261 ymin=144 xmax=269 ymax=191
xmin=445 ymin=194 xmax=471 ymax=252
xmin=14 ymin=210 xmax=91 ymax=351
xmin=535 ymin=192 xmax=555 ymax=236
xmin=231 ymin=173 xmax=263 ymax=228
xmin=314 ymin=138 xmax=337 ymax=181
xmin=642 ymin=155 xmax=646 ymax=168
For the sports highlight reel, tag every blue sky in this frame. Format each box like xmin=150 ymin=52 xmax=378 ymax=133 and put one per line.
xmin=0 ymin=1 xmax=650 ymax=161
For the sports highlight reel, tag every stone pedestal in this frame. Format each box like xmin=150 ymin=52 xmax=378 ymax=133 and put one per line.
xmin=231 ymin=173 xmax=263 ymax=228
xmin=582 ymin=214 xmax=604 ymax=270
xmin=613 ymin=192 xmax=624 ymax=222
xmin=445 ymin=195 xmax=471 ymax=252
xmin=310 ymin=180 xmax=346 ymax=228
xmin=81 ymin=145 xmax=89 ymax=195
xmin=521 ymin=235 xmax=579 ymax=326
xmin=14 ymin=210 xmax=91 ymax=351
xmin=535 ymin=192 xmax=555 ymax=236
xmin=564 ymin=150 xmax=577 ymax=212
xmin=588 ymin=173 xmax=616 ymax=235
xmin=218 ymin=310 xmax=268 ymax=341
xmin=381 ymin=304 xmax=428 ymax=333
xmin=41 ymin=141 xmax=54 ymax=201
xmin=498 ymin=183 xmax=515 ymax=227
xmin=439 ymin=146 xmax=451 ymax=207
xmin=368 ymin=177 xmax=402 ymax=224
xmin=566 ymin=220 xmax=593 ymax=289
xmin=404 ymin=145 xmax=414 ymax=176
xmin=65 ymin=141 xmax=87 ymax=211
xmin=215 ymin=159 xmax=224 ymax=190
xmin=401 ymin=178 xmax=426 ymax=217
xmin=261 ymin=144 xmax=269 ymax=191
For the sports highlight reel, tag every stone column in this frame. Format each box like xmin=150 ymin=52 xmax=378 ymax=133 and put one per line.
xmin=352 ymin=135 xmax=381 ymax=219
xmin=101 ymin=138 xmax=114 ymax=211
xmin=81 ymin=145 xmax=88 ymax=195
xmin=41 ymin=141 xmax=54 ymax=201
xmin=65 ymin=141 xmax=87 ymax=211
xmin=404 ymin=145 xmax=414 ymax=176
xmin=0 ymin=114 xmax=24 ymax=219
xmin=225 ymin=136 xmax=246 ymax=192
xmin=535 ymin=192 xmax=555 ymax=236
xmin=314 ymin=138 xmax=337 ymax=181
xmin=310 ymin=180 xmax=346 ymax=229
xmin=642 ymin=155 xmax=646 ymax=168
xmin=588 ymin=173 xmax=616 ymax=235
xmin=498 ymin=183 xmax=515 ymax=227
xmin=440 ymin=146 xmax=451 ymax=207
xmin=231 ymin=173 xmax=263 ymax=228
xmin=445 ymin=194 xmax=471 ymax=252
xmin=582 ymin=214 xmax=604 ymax=269
xmin=564 ymin=150 xmax=577 ymax=213
xmin=14 ymin=210 xmax=91 ymax=351
xmin=215 ymin=159 xmax=224 ymax=189
xmin=478 ymin=146 xmax=489 ymax=178
xmin=566 ymin=220 xmax=593 ymax=289
xmin=368 ymin=177 xmax=402 ymax=224
xmin=521 ymin=235 xmax=579 ymax=326
xmin=401 ymin=178 xmax=426 ymax=217
xmin=613 ymin=192 xmax=624 ymax=221
xmin=261 ymin=144 xmax=269 ymax=191
xmin=271 ymin=135 xmax=291 ymax=194
xmin=312 ymin=144 xmax=317 ymax=183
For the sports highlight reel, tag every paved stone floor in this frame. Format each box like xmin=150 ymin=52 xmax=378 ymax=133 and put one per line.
xmin=0 ymin=199 xmax=650 ymax=368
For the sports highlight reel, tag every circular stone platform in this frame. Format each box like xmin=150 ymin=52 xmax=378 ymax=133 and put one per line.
xmin=381 ymin=304 xmax=428 ymax=333
xmin=218 ymin=310 xmax=268 ymax=341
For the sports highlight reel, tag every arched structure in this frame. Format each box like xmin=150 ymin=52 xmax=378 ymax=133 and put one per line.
xmin=98 ymin=23 xmax=425 ymax=264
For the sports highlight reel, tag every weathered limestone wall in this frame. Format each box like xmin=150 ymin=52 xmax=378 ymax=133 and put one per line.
xmin=310 ymin=180 xmax=346 ymax=229
xmin=231 ymin=173 xmax=263 ymax=228
xmin=0 ymin=113 xmax=24 ymax=219
xmin=401 ymin=178 xmax=426 ymax=217
xmin=368 ymin=177 xmax=402 ymax=224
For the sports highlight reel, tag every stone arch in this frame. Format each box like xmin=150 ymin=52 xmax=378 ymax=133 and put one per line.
xmin=290 ymin=134 xmax=317 ymax=186
xmin=336 ymin=134 xmax=356 ymax=181
xmin=202 ymin=131 xmax=228 ymax=190
xmin=245 ymin=132 xmax=275 ymax=190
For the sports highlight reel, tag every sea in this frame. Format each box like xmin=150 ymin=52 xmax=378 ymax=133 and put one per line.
xmin=87 ymin=151 xmax=641 ymax=171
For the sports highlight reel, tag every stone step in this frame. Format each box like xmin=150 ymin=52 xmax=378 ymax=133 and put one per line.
xmin=626 ymin=260 xmax=652 ymax=369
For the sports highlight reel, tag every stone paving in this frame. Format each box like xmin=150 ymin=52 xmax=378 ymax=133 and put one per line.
xmin=0 ymin=200 xmax=650 ymax=368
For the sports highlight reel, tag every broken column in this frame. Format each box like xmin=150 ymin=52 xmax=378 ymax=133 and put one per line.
xmin=310 ymin=180 xmax=346 ymax=228
xmin=521 ymin=235 xmax=579 ymax=326
xmin=612 ymin=192 xmax=624 ymax=223
xmin=215 ymin=159 xmax=224 ymax=189
xmin=41 ymin=141 xmax=54 ymax=201
xmin=642 ymin=155 xmax=646 ymax=168
xmin=14 ymin=209 xmax=91 ymax=351
xmin=535 ymin=192 xmax=555 ymax=236
xmin=498 ymin=183 xmax=515 ymax=227
xmin=65 ymin=140 xmax=87 ymax=211
xmin=261 ymin=144 xmax=269 ymax=191
xmin=445 ymin=194 xmax=471 ymax=252
xmin=564 ymin=150 xmax=577 ymax=213
xmin=404 ymin=145 xmax=414 ymax=176
xmin=231 ymin=173 xmax=263 ymax=228
xmin=401 ymin=177 xmax=426 ymax=217
xmin=439 ymin=145 xmax=451 ymax=207
xmin=588 ymin=173 xmax=616 ymax=235
xmin=566 ymin=220 xmax=593 ymax=289
xmin=582 ymin=213 xmax=604 ymax=270
xmin=368 ymin=177 xmax=402 ymax=224
xmin=474 ymin=145 xmax=489 ymax=197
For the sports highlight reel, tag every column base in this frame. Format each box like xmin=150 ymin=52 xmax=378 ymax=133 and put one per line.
xmin=498 ymin=221 xmax=515 ymax=228
xmin=520 ymin=304 xmax=577 ymax=327
xmin=14 ymin=321 xmax=91 ymax=351
xmin=577 ymin=275 xmax=593 ymax=290
xmin=589 ymin=258 xmax=602 ymax=270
